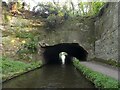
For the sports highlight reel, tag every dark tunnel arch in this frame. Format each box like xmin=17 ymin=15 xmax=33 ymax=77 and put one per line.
xmin=39 ymin=43 xmax=88 ymax=64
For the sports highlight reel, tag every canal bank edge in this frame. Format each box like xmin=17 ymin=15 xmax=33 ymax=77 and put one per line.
xmin=90 ymin=57 xmax=120 ymax=68
xmin=73 ymin=59 xmax=120 ymax=89
xmin=2 ymin=61 xmax=44 ymax=83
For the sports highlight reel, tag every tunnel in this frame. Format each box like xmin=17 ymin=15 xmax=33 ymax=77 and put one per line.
xmin=39 ymin=43 xmax=88 ymax=64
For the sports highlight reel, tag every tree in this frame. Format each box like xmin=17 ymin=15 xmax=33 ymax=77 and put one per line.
xmin=70 ymin=1 xmax=75 ymax=15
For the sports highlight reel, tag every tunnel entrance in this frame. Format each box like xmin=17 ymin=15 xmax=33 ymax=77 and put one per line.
xmin=39 ymin=43 xmax=88 ymax=64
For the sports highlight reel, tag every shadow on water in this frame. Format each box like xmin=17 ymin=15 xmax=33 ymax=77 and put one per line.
xmin=3 ymin=64 xmax=97 ymax=89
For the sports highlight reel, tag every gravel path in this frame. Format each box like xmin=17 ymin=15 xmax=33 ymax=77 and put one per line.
xmin=81 ymin=61 xmax=119 ymax=80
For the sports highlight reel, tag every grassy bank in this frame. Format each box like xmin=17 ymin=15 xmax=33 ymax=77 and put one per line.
xmin=1 ymin=57 xmax=42 ymax=82
xmin=73 ymin=59 xmax=120 ymax=89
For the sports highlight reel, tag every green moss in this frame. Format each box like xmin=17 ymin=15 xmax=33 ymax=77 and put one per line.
xmin=73 ymin=59 xmax=120 ymax=89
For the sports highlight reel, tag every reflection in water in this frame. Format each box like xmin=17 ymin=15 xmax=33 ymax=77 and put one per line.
xmin=3 ymin=64 xmax=96 ymax=88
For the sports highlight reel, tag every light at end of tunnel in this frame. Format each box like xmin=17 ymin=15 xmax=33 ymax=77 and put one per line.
xmin=61 ymin=54 xmax=65 ymax=64
xmin=59 ymin=52 xmax=67 ymax=65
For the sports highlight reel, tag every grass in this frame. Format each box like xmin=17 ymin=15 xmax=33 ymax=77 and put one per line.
xmin=73 ymin=59 xmax=120 ymax=89
xmin=1 ymin=57 xmax=42 ymax=81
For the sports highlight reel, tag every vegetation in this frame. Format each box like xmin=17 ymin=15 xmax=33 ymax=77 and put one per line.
xmin=73 ymin=59 xmax=120 ymax=89
xmin=2 ymin=1 xmax=43 ymax=81
xmin=33 ymin=1 xmax=105 ymax=17
xmin=32 ymin=1 xmax=105 ymax=29
xmin=1 ymin=57 xmax=42 ymax=81
xmin=2 ymin=1 xmax=105 ymax=29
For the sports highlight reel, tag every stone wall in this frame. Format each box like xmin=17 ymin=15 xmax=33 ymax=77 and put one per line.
xmin=119 ymin=2 xmax=120 ymax=61
xmin=38 ymin=17 xmax=95 ymax=59
xmin=94 ymin=2 xmax=119 ymax=61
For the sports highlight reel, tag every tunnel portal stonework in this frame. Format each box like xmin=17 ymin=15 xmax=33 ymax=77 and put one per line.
xmin=38 ymin=2 xmax=119 ymax=62
xmin=39 ymin=17 xmax=95 ymax=60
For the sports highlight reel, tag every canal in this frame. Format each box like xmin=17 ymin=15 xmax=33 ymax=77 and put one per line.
xmin=3 ymin=64 xmax=96 ymax=88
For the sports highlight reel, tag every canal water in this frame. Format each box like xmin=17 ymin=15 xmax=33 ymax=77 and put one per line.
xmin=3 ymin=64 xmax=96 ymax=88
